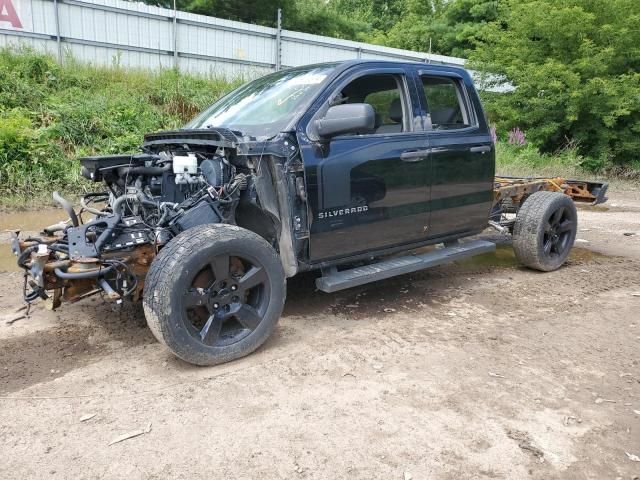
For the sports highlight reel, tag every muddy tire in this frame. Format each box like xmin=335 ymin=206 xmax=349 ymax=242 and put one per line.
xmin=512 ymin=191 xmax=578 ymax=272
xmin=143 ymin=224 xmax=286 ymax=366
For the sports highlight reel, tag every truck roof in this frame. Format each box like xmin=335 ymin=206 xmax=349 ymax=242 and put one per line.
xmin=285 ymin=59 xmax=469 ymax=77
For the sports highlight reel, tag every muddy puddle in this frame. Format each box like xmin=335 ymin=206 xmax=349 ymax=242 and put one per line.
xmin=0 ymin=208 xmax=69 ymax=272
xmin=455 ymin=244 xmax=607 ymax=270
xmin=576 ymin=203 xmax=640 ymax=214
xmin=576 ymin=204 xmax=610 ymax=212
xmin=0 ymin=208 xmax=68 ymax=232
xmin=0 ymin=246 xmax=20 ymax=272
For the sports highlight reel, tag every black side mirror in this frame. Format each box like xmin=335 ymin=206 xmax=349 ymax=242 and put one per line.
xmin=314 ymin=103 xmax=375 ymax=138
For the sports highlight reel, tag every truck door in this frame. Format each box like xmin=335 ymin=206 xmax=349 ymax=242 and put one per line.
xmin=297 ymin=67 xmax=431 ymax=262
xmin=416 ymin=70 xmax=495 ymax=238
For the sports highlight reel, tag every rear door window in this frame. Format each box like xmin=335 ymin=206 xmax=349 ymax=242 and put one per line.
xmin=420 ymin=75 xmax=471 ymax=130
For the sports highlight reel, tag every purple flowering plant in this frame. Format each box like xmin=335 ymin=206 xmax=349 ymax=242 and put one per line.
xmin=508 ymin=127 xmax=527 ymax=146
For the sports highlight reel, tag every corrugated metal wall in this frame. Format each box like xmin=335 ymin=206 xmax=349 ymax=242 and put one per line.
xmin=0 ymin=0 xmax=465 ymax=78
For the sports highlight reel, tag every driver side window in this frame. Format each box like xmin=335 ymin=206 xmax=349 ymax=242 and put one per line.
xmin=336 ymin=73 xmax=408 ymax=134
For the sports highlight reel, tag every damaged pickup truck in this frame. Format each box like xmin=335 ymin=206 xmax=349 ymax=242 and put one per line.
xmin=12 ymin=60 xmax=608 ymax=365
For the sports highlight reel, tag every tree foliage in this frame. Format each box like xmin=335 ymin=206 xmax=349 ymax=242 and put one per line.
xmin=286 ymin=0 xmax=370 ymax=39
xmin=142 ymin=0 xmax=292 ymax=27
xmin=361 ymin=0 xmax=498 ymax=57
xmin=471 ymin=0 xmax=640 ymax=170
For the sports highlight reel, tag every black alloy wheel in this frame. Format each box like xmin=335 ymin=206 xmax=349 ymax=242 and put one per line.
xmin=542 ymin=205 xmax=575 ymax=258
xmin=183 ymin=253 xmax=270 ymax=348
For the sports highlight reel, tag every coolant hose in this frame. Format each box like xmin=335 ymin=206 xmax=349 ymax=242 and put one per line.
xmin=17 ymin=245 xmax=37 ymax=269
xmin=111 ymin=194 xmax=138 ymax=215
xmin=116 ymin=164 xmax=171 ymax=177
xmin=53 ymin=191 xmax=79 ymax=227
xmin=44 ymin=222 xmax=67 ymax=235
xmin=156 ymin=205 xmax=171 ymax=226
xmin=80 ymin=193 xmax=110 ymax=216
xmin=53 ymin=265 xmax=114 ymax=279
xmin=91 ymin=193 xmax=138 ymax=252
xmin=136 ymin=192 xmax=159 ymax=209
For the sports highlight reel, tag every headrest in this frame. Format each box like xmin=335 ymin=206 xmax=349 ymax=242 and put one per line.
xmin=431 ymin=107 xmax=457 ymax=125
xmin=389 ymin=98 xmax=402 ymax=123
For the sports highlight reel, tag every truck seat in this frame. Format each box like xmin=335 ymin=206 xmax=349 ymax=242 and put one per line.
xmin=431 ymin=107 xmax=458 ymax=126
xmin=376 ymin=98 xmax=403 ymax=134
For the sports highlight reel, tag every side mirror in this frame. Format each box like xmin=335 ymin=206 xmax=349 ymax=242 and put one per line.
xmin=314 ymin=103 xmax=375 ymax=138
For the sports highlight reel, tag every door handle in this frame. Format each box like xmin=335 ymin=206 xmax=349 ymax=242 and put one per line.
xmin=469 ymin=145 xmax=492 ymax=154
xmin=400 ymin=149 xmax=430 ymax=162
xmin=430 ymin=147 xmax=451 ymax=154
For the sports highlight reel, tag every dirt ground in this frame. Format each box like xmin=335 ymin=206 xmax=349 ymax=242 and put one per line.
xmin=0 ymin=189 xmax=639 ymax=480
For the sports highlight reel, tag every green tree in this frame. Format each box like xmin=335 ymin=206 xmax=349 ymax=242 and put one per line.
xmin=471 ymin=0 xmax=640 ymax=170
xmin=362 ymin=0 xmax=498 ymax=57
xmin=329 ymin=0 xmax=406 ymax=35
xmin=286 ymin=0 xmax=370 ymax=39
xmin=143 ymin=0 xmax=295 ymax=27
xmin=140 ymin=0 xmax=367 ymax=38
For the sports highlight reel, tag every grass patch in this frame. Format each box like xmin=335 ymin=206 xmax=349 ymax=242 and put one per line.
xmin=496 ymin=141 xmax=639 ymax=191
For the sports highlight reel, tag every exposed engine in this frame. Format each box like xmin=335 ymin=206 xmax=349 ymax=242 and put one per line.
xmin=12 ymin=130 xmax=255 ymax=308
xmin=76 ymin=147 xmax=246 ymax=246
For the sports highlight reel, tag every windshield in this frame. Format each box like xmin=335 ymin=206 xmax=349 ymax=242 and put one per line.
xmin=186 ymin=64 xmax=337 ymax=139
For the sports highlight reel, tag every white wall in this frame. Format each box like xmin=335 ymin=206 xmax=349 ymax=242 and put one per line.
xmin=0 ymin=0 xmax=465 ymax=78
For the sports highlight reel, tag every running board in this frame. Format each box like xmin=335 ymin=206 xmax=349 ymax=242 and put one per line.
xmin=315 ymin=240 xmax=496 ymax=293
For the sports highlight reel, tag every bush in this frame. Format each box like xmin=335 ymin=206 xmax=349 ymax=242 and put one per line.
xmin=0 ymin=108 xmax=73 ymax=195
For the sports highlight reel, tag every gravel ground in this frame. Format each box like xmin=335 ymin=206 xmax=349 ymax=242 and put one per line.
xmin=0 ymin=189 xmax=639 ymax=480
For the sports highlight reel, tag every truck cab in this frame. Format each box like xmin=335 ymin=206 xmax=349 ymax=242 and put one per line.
xmin=293 ymin=61 xmax=494 ymax=261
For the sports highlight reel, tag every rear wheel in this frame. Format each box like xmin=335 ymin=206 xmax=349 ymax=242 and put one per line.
xmin=143 ymin=224 xmax=286 ymax=366
xmin=512 ymin=191 xmax=578 ymax=271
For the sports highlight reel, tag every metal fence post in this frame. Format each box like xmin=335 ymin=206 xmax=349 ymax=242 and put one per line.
xmin=53 ymin=0 xmax=62 ymax=63
xmin=172 ymin=0 xmax=178 ymax=69
xmin=275 ymin=8 xmax=282 ymax=71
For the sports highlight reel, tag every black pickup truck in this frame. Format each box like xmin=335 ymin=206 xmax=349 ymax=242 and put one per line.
xmin=12 ymin=60 xmax=607 ymax=365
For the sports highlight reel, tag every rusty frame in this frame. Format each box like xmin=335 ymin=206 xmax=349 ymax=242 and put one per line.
xmin=493 ymin=176 xmax=600 ymax=208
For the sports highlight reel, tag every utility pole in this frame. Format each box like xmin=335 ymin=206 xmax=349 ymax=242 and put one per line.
xmin=173 ymin=0 xmax=178 ymax=69
xmin=275 ymin=8 xmax=282 ymax=71
xmin=53 ymin=0 xmax=62 ymax=63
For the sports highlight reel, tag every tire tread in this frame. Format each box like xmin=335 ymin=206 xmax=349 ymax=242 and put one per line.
xmin=143 ymin=224 xmax=285 ymax=365
xmin=512 ymin=191 xmax=577 ymax=271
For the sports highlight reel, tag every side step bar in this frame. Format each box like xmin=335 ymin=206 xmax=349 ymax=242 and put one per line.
xmin=315 ymin=240 xmax=496 ymax=293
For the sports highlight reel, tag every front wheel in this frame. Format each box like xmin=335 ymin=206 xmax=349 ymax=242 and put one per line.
xmin=512 ymin=191 xmax=578 ymax=271
xmin=143 ymin=224 xmax=286 ymax=366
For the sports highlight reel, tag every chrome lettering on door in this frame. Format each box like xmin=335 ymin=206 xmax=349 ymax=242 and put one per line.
xmin=318 ymin=205 xmax=369 ymax=220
